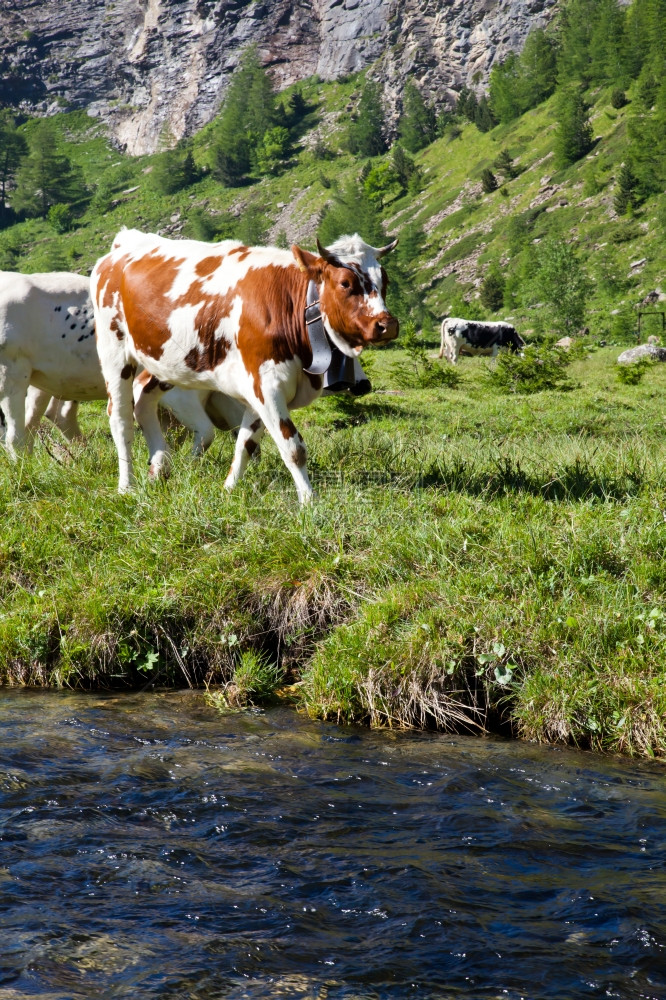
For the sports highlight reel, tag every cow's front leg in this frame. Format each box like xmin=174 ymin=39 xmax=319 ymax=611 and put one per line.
xmin=0 ymin=360 xmax=32 ymax=458
xmin=224 ymin=407 xmax=266 ymax=492
xmin=252 ymin=392 xmax=313 ymax=504
xmin=133 ymin=375 xmax=172 ymax=480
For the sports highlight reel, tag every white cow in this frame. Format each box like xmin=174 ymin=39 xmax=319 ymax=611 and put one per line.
xmin=0 ymin=270 xmax=243 ymax=458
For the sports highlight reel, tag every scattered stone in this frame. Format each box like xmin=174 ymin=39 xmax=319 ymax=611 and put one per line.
xmin=630 ymin=257 xmax=648 ymax=270
xmin=640 ymin=290 xmax=665 ymax=306
xmin=555 ymin=336 xmax=573 ymax=349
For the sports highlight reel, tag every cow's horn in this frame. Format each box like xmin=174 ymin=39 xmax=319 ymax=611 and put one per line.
xmin=374 ymin=237 xmax=399 ymax=258
xmin=316 ymin=238 xmax=343 ymax=266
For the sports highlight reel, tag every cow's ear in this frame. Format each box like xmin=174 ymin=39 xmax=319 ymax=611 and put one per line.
xmin=291 ymin=245 xmax=322 ymax=279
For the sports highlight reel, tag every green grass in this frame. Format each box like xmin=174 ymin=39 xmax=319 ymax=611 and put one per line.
xmin=3 ymin=344 xmax=666 ymax=758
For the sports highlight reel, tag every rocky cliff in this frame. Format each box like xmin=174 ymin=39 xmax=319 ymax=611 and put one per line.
xmin=0 ymin=0 xmax=558 ymax=154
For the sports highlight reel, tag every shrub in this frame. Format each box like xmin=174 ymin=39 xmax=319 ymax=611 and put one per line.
xmin=389 ymin=321 xmax=461 ymax=389
xmin=312 ymin=137 xmax=334 ymax=161
xmin=616 ymin=358 xmax=653 ymax=384
xmin=611 ymin=88 xmax=628 ymax=110
xmin=254 ymin=126 xmax=291 ymax=176
xmin=47 ymin=203 xmax=74 ymax=234
xmin=484 ymin=345 xmax=575 ymax=395
xmin=182 ymin=207 xmax=219 ymax=241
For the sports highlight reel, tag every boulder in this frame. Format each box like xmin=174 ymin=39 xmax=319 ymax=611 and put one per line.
xmin=617 ymin=344 xmax=666 ymax=364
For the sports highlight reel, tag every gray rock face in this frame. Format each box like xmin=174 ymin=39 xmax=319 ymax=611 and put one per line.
xmin=0 ymin=0 xmax=558 ymax=154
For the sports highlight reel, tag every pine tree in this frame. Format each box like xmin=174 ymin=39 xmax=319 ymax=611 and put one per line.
xmin=553 ymin=86 xmax=593 ymax=167
xmin=456 ymin=87 xmax=478 ymax=123
xmin=152 ymin=144 xmax=200 ymax=194
xmin=0 ymin=111 xmax=27 ymax=227
xmin=557 ymin=0 xmax=598 ymax=85
xmin=318 ymin=177 xmax=385 ymax=249
xmin=624 ymin=0 xmax=666 ymax=81
xmin=519 ymin=29 xmax=558 ymax=106
xmin=212 ymin=46 xmax=277 ymax=185
xmin=481 ymin=168 xmax=499 ymax=193
xmin=347 ymin=80 xmax=387 ymax=157
xmin=588 ymin=0 xmax=628 ymax=86
xmin=13 ymin=121 xmax=86 ymax=219
xmin=489 ymin=54 xmax=523 ymax=124
xmin=494 ymin=149 xmax=517 ymax=180
xmin=530 ymin=238 xmax=591 ymax=334
xmin=287 ymin=88 xmax=308 ymax=126
xmin=626 ymin=75 xmax=666 ymax=198
xmin=480 ymin=267 xmax=506 ymax=312
xmin=391 ymin=144 xmax=422 ymax=194
xmin=475 ymin=96 xmax=495 ymax=132
xmin=489 ymin=31 xmax=556 ymax=124
xmin=398 ymin=80 xmax=437 ymax=152
xmin=614 ymin=162 xmax=638 ymax=214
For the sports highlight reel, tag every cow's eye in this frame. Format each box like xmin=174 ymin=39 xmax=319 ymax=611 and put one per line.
xmin=340 ymin=278 xmax=351 ymax=289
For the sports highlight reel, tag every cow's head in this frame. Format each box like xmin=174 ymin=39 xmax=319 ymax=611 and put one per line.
xmin=291 ymin=233 xmax=399 ymax=356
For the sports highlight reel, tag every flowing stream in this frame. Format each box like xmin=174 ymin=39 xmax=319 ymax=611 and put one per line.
xmin=1 ymin=689 xmax=664 ymax=999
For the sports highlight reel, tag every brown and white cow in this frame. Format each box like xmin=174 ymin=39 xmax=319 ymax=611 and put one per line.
xmin=91 ymin=229 xmax=399 ymax=502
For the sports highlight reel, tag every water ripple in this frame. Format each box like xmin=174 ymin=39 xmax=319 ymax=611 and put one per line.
xmin=0 ymin=690 xmax=665 ymax=999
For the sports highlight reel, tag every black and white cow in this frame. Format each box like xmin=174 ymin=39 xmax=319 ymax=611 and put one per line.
xmin=439 ymin=318 xmax=524 ymax=364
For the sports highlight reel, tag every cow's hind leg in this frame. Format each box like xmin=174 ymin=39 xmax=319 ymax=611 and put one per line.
xmin=224 ymin=407 xmax=266 ymax=491
xmin=105 ymin=365 xmax=137 ymax=492
xmin=133 ymin=375 xmax=172 ymax=480
xmin=45 ymin=398 xmax=83 ymax=440
xmin=24 ymin=386 xmax=52 ymax=441
xmin=240 ymin=391 xmax=313 ymax=503
xmin=160 ymin=389 xmax=217 ymax=457
xmin=0 ymin=360 xmax=32 ymax=458
xmin=438 ymin=324 xmax=446 ymax=359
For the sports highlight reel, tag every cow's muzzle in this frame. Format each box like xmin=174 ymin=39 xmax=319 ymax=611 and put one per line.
xmin=369 ymin=315 xmax=399 ymax=343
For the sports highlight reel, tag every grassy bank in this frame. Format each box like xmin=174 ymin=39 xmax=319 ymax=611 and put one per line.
xmin=3 ymin=342 xmax=666 ymax=758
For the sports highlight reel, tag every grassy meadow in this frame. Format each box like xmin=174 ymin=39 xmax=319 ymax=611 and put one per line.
xmin=2 ymin=47 xmax=666 ymax=756
xmin=3 ymin=340 xmax=666 ymax=758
